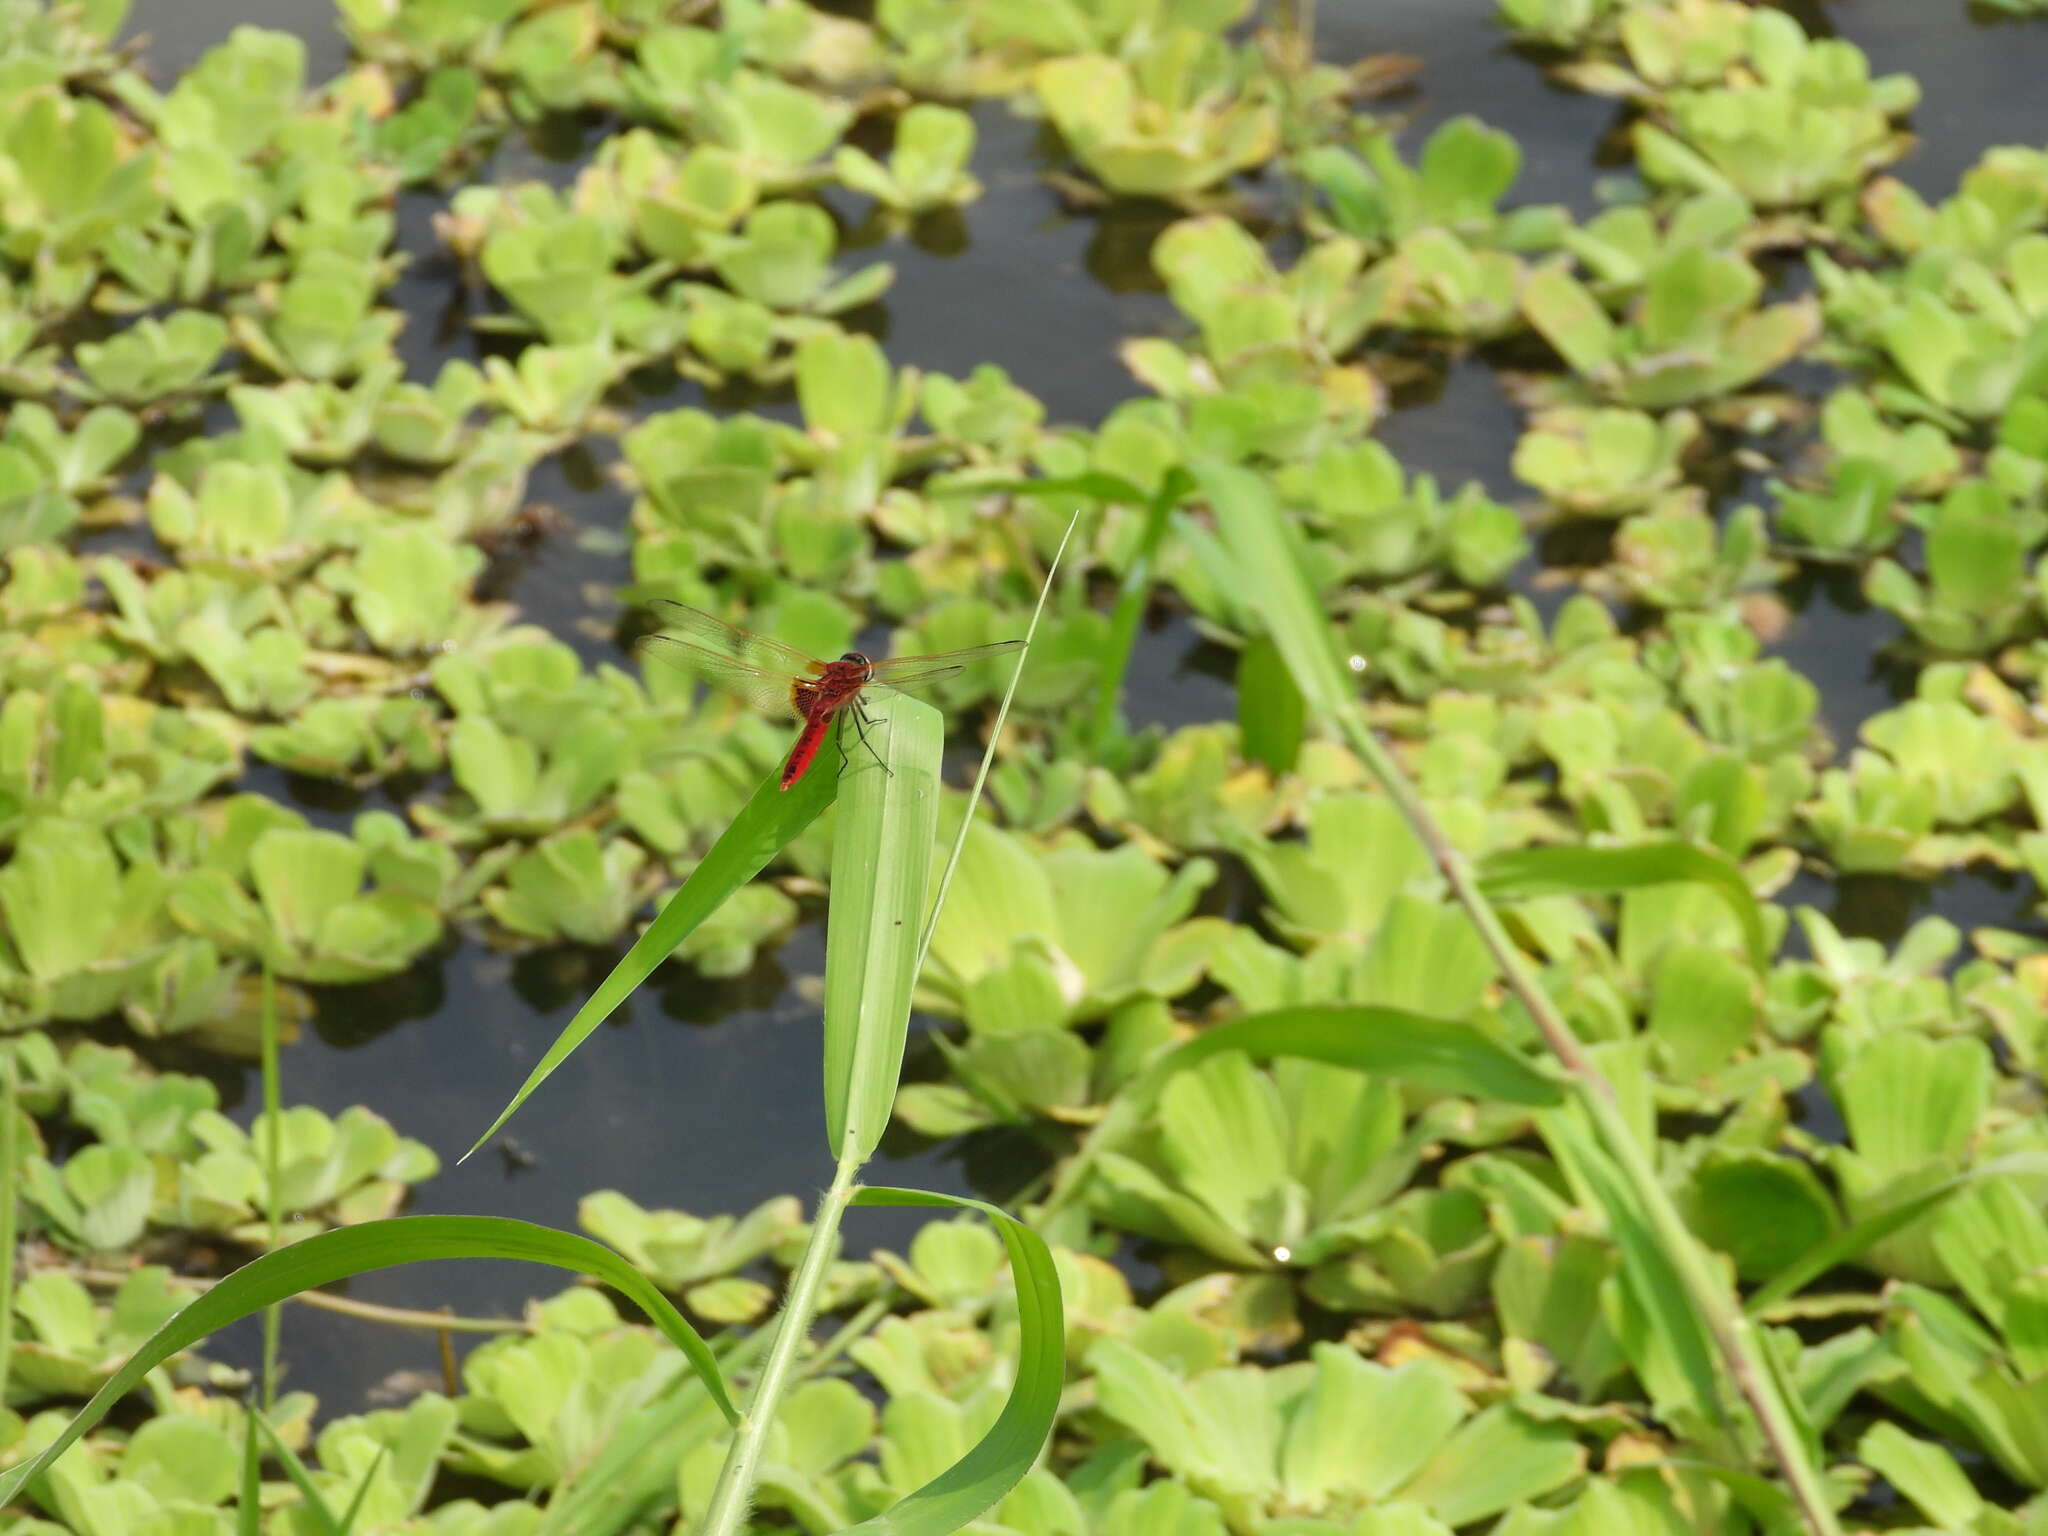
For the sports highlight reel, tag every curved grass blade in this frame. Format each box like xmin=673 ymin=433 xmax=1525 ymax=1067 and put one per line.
xmin=1747 ymin=1151 xmax=2048 ymax=1315
xmin=1194 ymin=460 xmax=1353 ymax=717
xmin=1189 ymin=453 xmax=1836 ymax=1533
xmin=842 ymin=1188 xmax=1063 ymax=1536
xmin=1043 ymin=1004 xmax=1562 ymax=1218
xmin=1131 ymin=1003 xmax=1563 ymax=1110
xmin=462 ymin=759 xmax=835 ymax=1160
xmin=0 ymin=1215 xmax=737 ymax=1507
xmin=825 ymin=693 xmax=943 ymax=1162
xmin=1478 ymin=841 xmax=1770 ymax=971
xmin=1543 ymin=1110 xmax=1726 ymax=1432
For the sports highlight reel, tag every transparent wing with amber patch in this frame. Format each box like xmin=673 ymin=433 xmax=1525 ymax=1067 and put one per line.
xmin=636 ymin=601 xmax=822 ymax=718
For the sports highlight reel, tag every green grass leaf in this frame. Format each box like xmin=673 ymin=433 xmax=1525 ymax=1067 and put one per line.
xmin=0 ymin=1215 xmax=737 ymax=1508
xmin=842 ymin=1188 xmax=1063 ymax=1535
xmin=248 ymin=1408 xmax=350 ymax=1536
xmin=1132 ymin=1004 xmax=1564 ymax=1110
xmin=1542 ymin=1111 xmax=1726 ymax=1431
xmin=1195 ymin=459 xmax=1353 ymax=718
xmin=1045 ymin=1005 xmax=1562 ymax=1220
xmin=1236 ymin=631 xmax=1304 ymax=775
xmin=825 ymin=693 xmax=943 ymax=1162
xmin=463 ymin=757 xmax=835 ymax=1159
xmin=1478 ymin=840 xmax=1770 ymax=971
xmin=1748 ymin=1151 xmax=2048 ymax=1314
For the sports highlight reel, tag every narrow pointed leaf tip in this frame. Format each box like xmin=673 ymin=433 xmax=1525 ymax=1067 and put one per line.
xmin=461 ymin=759 xmax=835 ymax=1161
xmin=1477 ymin=840 xmax=1770 ymax=971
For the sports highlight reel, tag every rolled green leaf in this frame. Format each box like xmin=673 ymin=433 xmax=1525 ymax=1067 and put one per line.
xmin=825 ymin=693 xmax=942 ymax=1162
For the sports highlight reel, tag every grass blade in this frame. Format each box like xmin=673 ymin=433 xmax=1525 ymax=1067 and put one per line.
xmin=1190 ymin=454 xmax=1840 ymax=1534
xmin=260 ymin=962 xmax=283 ymax=1408
xmin=1748 ymin=1151 xmax=2048 ymax=1314
xmin=1194 ymin=459 xmax=1352 ymax=717
xmin=463 ymin=759 xmax=836 ymax=1160
xmin=1130 ymin=1004 xmax=1562 ymax=1109
xmin=1479 ymin=841 xmax=1770 ymax=971
xmin=825 ymin=693 xmax=943 ymax=1162
xmin=236 ymin=1391 xmax=263 ymax=1536
xmin=1041 ymin=1004 xmax=1563 ymax=1219
xmin=250 ymin=1406 xmax=346 ymax=1536
xmin=0 ymin=1214 xmax=737 ymax=1508
xmin=916 ymin=510 xmax=1077 ymax=979
xmin=842 ymin=1188 xmax=1063 ymax=1536
xmin=1542 ymin=1109 xmax=1726 ymax=1431
xmin=1237 ymin=631 xmax=1304 ymax=774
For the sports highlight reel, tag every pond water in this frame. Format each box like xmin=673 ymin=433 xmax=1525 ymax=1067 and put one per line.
xmin=112 ymin=0 xmax=2048 ymax=1413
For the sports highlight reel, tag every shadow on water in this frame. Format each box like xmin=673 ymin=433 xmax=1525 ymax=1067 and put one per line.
xmin=1313 ymin=0 xmax=1622 ymax=216
xmin=1779 ymin=864 xmax=2039 ymax=956
xmin=1825 ymin=4 xmax=2048 ymax=197
xmin=1777 ymin=562 xmax=1918 ymax=747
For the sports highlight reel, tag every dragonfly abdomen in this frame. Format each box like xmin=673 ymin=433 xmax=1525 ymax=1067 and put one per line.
xmin=781 ymin=710 xmax=837 ymax=790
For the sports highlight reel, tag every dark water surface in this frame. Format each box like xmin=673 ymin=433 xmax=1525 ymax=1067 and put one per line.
xmin=110 ymin=0 xmax=2047 ymax=1409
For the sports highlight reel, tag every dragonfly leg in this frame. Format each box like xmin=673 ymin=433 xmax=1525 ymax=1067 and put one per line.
xmin=847 ymin=699 xmax=892 ymax=779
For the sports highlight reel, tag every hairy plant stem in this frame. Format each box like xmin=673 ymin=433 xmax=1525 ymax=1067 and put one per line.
xmin=1338 ymin=716 xmax=1841 ymax=1536
xmin=696 ymin=1154 xmax=861 ymax=1536
xmin=59 ymin=1265 xmax=530 ymax=1333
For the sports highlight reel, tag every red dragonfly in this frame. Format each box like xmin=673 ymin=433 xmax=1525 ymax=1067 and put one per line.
xmin=637 ymin=600 xmax=1023 ymax=790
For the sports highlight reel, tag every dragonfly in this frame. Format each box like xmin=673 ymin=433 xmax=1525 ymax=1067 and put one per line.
xmin=637 ymin=600 xmax=1024 ymax=791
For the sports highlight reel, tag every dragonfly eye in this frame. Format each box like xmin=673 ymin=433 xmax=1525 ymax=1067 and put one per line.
xmin=841 ymin=651 xmax=869 ymax=668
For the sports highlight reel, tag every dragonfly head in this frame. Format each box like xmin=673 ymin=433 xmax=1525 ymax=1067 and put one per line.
xmin=839 ymin=651 xmax=872 ymax=675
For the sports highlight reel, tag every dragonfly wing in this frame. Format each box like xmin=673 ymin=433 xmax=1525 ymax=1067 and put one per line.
xmin=866 ymin=638 xmax=1024 ymax=688
xmin=861 ymin=665 xmax=965 ymax=700
xmin=638 ymin=636 xmax=802 ymax=717
xmin=645 ymin=600 xmax=823 ymax=676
